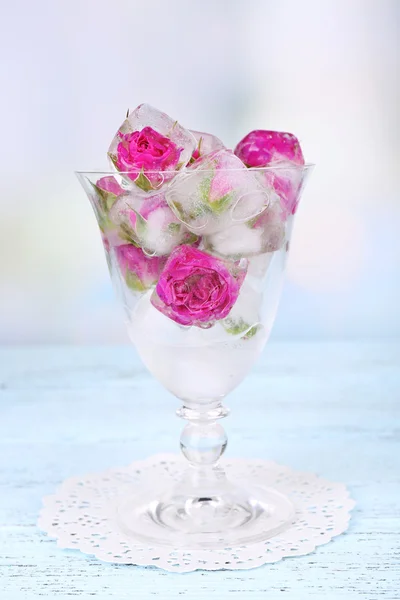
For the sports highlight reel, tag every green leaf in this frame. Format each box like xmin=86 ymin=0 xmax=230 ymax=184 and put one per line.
xmin=125 ymin=270 xmax=147 ymax=292
xmin=246 ymin=214 xmax=260 ymax=228
xmin=90 ymin=181 xmax=118 ymax=213
xmin=244 ymin=325 xmax=259 ymax=339
xmin=222 ymin=317 xmax=259 ymax=339
xmin=119 ymin=222 xmax=139 ymax=245
xmin=134 ymin=169 xmax=154 ymax=192
xmin=183 ymin=231 xmax=199 ymax=245
xmin=210 ymin=192 xmax=233 ymax=215
xmin=197 ymin=136 xmax=203 ymax=156
xmin=100 ymin=215 xmax=116 ymax=232
xmin=171 ymin=200 xmax=184 ymax=219
xmin=167 ymin=222 xmax=181 ymax=234
xmin=199 ymin=174 xmax=212 ymax=204
xmin=108 ymin=153 xmax=119 ymax=169
xmin=131 ymin=208 xmax=147 ymax=238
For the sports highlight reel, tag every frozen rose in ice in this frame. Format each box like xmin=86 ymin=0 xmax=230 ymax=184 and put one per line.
xmin=190 ymin=130 xmax=225 ymax=162
xmin=116 ymin=243 xmax=167 ymax=292
xmin=166 ymin=149 xmax=269 ymax=235
xmin=96 ymin=176 xmax=124 ymax=197
xmin=108 ymin=104 xmax=196 ymax=191
xmin=114 ymin=127 xmax=182 ymax=184
xmin=110 ymin=192 xmax=198 ymax=256
xmin=234 ymin=130 xmax=304 ymax=167
xmin=234 ymin=130 xmax=305 ymax=216
xmin=91 ymin=175 xmax=124 ymax=216
xmin=151 ymin=245 xmax=247 ymax=327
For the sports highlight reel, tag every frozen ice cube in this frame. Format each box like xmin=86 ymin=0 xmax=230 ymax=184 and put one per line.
xmin=204 ymin=193 xmax=284 ymax=258
xmin=250 ymin=196 xmax=286 ymax=252
xmin=190 ymin=129 xmax=225 ymax=162
xmin=108 ymin=103 xmax=196 ymax=191
xmin=220 ymin=277 xmax=263 ymax=339
xmin=247 ymin=252 xmax=274 ymax=279
xmin=204 ymin=223 xmax=264 ymax=258
xmin=255 ymin=163 xmax=305 ymax=217
xmin=110 ymin=192 xmax=198 ymax=256
xmin=166 ymin=149 xmax=269 ymax=235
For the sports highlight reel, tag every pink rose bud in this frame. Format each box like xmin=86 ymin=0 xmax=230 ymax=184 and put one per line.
xmin=90 ymin=176 xmax=125 ymax=252
xmin=189 ymin=130 xmax=225 ymax=162
xmin=108 ymin=104 xmax=196 ymax=191
xmin=116 ymin=244 xmax=167 ymax=292
xmin=151 ymin=245 xmax=247 ymax=327
xmin=96 ymin=176 xmax=124 ymax=197
xmin=234 ymin=130 xmax=305 ymax=216
xmin=91 ymin=176 xmax=124 ymax=216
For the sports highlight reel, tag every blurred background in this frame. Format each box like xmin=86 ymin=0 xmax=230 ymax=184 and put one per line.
xmin=0 ymin=0 xmax=398 ymax=344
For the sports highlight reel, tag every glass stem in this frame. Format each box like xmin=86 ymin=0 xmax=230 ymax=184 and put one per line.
xmin=176 ymin=403 xmax=229 ymax=495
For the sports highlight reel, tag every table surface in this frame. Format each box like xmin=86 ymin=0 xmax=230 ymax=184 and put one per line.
xmin=0 ymin=342 xmax=399 ymax=599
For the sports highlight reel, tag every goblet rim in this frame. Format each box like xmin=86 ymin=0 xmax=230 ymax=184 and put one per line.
xmin=75 ymin=163 xmax=315 ymax=177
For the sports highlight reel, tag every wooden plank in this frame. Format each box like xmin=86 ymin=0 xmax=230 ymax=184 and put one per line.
xmin=0 ymin=342 xmax=399 ymax=599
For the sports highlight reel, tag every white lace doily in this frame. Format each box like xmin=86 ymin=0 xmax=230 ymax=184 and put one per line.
xmin=38 ymin=454 xmax=355 ymax=572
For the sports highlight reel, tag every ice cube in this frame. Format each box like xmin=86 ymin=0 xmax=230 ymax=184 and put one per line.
xmin=108 ymin=103 xmax=196 ymax=191
xmin=166 ymin=149 xmax=269 ymax=235
xmin=255 ymin=163 xmax=305 ymax=217
xmin=252 ymin=195 xmax=286 ymax=252
xmin=220 ymin=277 xmax=263 ymax=339
xmin=110 ymin=192 xmax=198 ymax=256
xmin=204 ymin=223 xmax=264 ymax=259
xmin=250 ymin=196 xmax=286 ymax=252
xmin=234 ymin=129 xmax=305 ymax=217
xmin=247 ymin=252 xmax=274 ymax=279
xmin=204 ymin=194 xmax=284 ymax=258
xmin=190 ymin=130 xmax=225 ymax=162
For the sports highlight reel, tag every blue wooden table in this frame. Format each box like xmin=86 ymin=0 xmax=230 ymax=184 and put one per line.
xmin=0 ymin=342 xmax=399 ymax=599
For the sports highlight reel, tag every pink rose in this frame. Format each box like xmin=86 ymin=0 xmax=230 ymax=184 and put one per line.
xmin=114 ymin=126 xmax=183 ymax=186
xmin=116 ymin=244 xmax=167 ymax=291
xmin=151 ymin=245 xmax=246 ymax=327
xmin=234 ymin=130 xmax=304 ymax=167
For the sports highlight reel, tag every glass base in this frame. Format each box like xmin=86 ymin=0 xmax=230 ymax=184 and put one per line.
xmin=117 ymin=480 xmax=294 ymax=549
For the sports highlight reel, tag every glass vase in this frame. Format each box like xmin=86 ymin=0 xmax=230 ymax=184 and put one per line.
xmin=76 ymin=163 xmax=313 ymax=548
